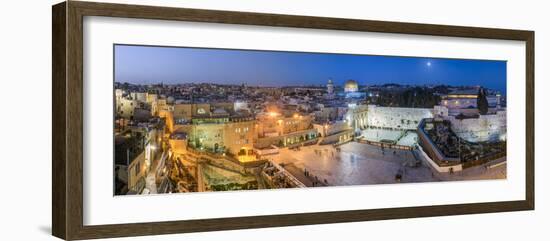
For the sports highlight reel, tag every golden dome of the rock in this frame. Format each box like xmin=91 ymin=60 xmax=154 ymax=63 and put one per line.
xmin=344 ymin=79 xmax=359 ymax=92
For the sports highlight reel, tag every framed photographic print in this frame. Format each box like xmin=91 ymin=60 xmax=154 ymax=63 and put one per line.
xmin=52 ymin=1 xmax=534 ymax=240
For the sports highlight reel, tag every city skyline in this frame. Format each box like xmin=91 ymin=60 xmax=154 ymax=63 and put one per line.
xmin=114 ymin=44 xmax=507 ymax=94
xmin=114 ymin=44 xmax=507 ymax=195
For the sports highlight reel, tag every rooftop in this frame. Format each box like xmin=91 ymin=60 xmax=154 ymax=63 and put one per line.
xmin=170 ymin=132 xmax=187 ymax=140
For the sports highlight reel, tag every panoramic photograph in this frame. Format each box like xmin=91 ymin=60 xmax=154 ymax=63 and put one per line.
xmin=113 ymin=44 xmax=507 ymax=195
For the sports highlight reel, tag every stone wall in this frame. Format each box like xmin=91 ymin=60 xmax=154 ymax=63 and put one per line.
xmin=367 ymin=105 xmax=433 ymax=130
xmin=447 ymin=111 xmax=506 ymax=142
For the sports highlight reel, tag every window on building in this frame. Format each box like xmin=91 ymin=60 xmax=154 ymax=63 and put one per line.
xmin=134 ymin=162 xmax=140 ymax=176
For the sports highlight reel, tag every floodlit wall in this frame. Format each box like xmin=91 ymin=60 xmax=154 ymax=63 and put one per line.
xmin=367 ymin=105 xmax=433 ymax=130
xmin=447 ymin=111 xmax=507 ymax=142
xmin=346 ymin=104 xmax=369 ymax=130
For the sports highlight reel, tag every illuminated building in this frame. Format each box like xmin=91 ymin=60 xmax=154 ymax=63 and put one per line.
xmin=440 ymin=89 xmax=502 ymax=115
xmin=345 ymin=104 xmax=369 ymax=131
xmin=170 ymin=104 xmax=191 ymax=121
xmin=159 ymin=109 xmax=175 ymax=133
xmin=234 ymin=101 xmax=249 ymax=112
xmin=255 ymin=112 xmax=318 ymax=148
xmin=151 ymin=99 xmax=168 ymax=116
xmin=313 ymin=121 xmax=354 ymax=145
xmin=344 ymin=79 xmax=359 ymax=92
xmin=116 ymin=98 xmax=137 ymax=119
xmin=114 ymin=119 xmax=164 ymax=194
xmin=115 ymin=89 xmax=124 ymax=104
xmin=187 ymin=116 xmax=256 ymax=160
xmin=172 ymin=103 xmax=234 ymax=121
xmin=146 ymin=93 xmax=158 ymax=104
xmin=256 ymin=112 xmax=314 ymax=137
xmin=130 ymin=92 xmax=147 ymax=102
xmin=342 ymin=79 xmax=366 ymax=98
xmin=326 ymin=78 xmax=334 ymax=96
xmin=114 ymin=135 xmax=146 ymax=194
xmin=166 ymin=102 xmax=258 ymax=161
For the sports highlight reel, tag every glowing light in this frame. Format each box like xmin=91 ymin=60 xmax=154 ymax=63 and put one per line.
xmin=268 ymin=112 xmax=279 ymax=117
xmin=446 ymin=94 xmax=477 ymax=99
xmin=427 ymin=61 xmax=432 ymax=67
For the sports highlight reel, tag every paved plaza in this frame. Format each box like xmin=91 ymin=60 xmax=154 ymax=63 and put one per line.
xmin=270 ymin=141 xmax=506 ymax=187
xmin=360 ymin=128 xmax=418 ymax=147
xmin=361 ymin=128 xmax=402 ymax=142
xmin=396 ymin=132 xmax=418 ymax=146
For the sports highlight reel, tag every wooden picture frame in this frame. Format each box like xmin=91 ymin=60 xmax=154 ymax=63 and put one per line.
xmin=52 ymin=1 xmax=534 ymax=240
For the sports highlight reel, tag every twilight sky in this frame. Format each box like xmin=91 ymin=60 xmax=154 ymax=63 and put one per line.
xmin=114 ymin=44 xmax=507 ymax=94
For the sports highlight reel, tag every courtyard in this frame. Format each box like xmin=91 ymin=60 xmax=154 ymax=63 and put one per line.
xmin=270 ymin=141 xmax=506 ymax=187
xmin=360 ymin=128 xmax=418 ymax=147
